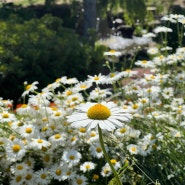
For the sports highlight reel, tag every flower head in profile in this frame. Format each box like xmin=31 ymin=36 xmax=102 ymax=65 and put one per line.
xmin=22 ymin=81 xmax=39 ymax=97
xmin=67 ymin=101 xmax=131 ymax=131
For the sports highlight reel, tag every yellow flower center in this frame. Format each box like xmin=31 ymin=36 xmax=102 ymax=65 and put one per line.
xmin=42 ymin=127 xmax=48 ymax=132
xmin=93 ymin=174 xmax=99 ymax=180
xmin=80 ymin=85 xmax=87 ymax=89
xmin=54 ymin=134 xmax=61 ymax=139
xmin=67 ymin=171 xmax=71 ymax=176
xmin=141 ymin=99 xmax=147 ymax=104
xmin=66 ymin=90 xmax=73 ymax=96
xmin=125 ymin=69 xmax=131 ymax=73
xmin=87 ymin=104 xmax=111 ymax=120
xmin=2 ymin=113 xmax=9 ymax=118
xmin=26 ymin=84 xmax=31 ymax=90
xmin=94 ymin=76 xmax=99 ymax=81
xmin=21 ymin=104 xmax=27 ymax=108
xmin=132 ymin=104 xmax=138 ymax=109
xmin=110 ymin=159 xmax=117 ymax=165
xmin=131 ymin=147 xmax=137 ymax=152
xmin=25 ymin=128 xmax=32 ymax=133
xmin=142 ymin=60 xmax=147 ymax=64
xmin=16 ymin=176 xmax=22 ymax=182
xmin=37 ymin=139 xmax=43 ymax=143
xmin=55 ymin=78 xmax=60 ymax=82
xmin=50 ymin=125 xmax=56 ymax=130
xmin=85 ymin=164 xmax=91 ymax=169
xmin=110 ymin=50 xmax=116 ymax=53
xmin=96 ymin=147 xmax=102 ymax=153
xmin=12 ymin=145 xmax=21 ymax=153
xmin=79 ymin=127 xmax=86 ymax=133
xmin=90 ymin=132 xmax=96 ymax=137
xmin=54 ymin=111 xmax=61 ymax=117
xmin=120 ymin=128 xmax=127 ymax=133
xmin=69 ymin=155 xmax=75 ymax=160
xmin=41 ymin=174 xmax=46 ymax=179
xmin=72 ymin=97 xmax=78 ymax=101
xmin=42 ymin=117 xmax=48 ymax=122
xmin=17 ymin=165 xmax=23 ymax=170
xmin=76 ymin=179 xmax=83 ymax=184
xmin=55 ymin=169 xmax=62 ymax=176
xmin=110 ymin=73 xmax=115 ymax=77
xmin=104 ymin=168 xmax=110 ymax=174
xmin=71 ymin=137 xmax=76 ymax=142
xmin=43 ymin=155 xmax=50 ymax=162
xmin=25 ymin=174 xmax=32 ymax=180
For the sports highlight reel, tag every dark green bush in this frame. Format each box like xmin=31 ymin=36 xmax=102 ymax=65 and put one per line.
xmin=0 ymin=14 xmax=106 ymax=105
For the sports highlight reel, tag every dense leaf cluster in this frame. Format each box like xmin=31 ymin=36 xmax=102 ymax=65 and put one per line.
xmin=0 ymin=14 xmax=106 ymax=104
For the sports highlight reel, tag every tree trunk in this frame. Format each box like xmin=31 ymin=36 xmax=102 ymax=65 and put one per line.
xmin=83 ymin=0 xmax=97 ymax=38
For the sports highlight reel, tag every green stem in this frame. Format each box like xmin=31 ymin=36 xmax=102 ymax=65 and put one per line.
xmin=98 ymin=125 xmax=122 ymax=185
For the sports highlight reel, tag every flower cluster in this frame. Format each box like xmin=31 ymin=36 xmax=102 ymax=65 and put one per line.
xmin=1 ymin=13 xmax=185 ymax=185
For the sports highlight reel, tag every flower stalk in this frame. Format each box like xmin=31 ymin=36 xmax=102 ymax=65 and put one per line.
xmin=98 ymin=125 xmax=122 ymax=185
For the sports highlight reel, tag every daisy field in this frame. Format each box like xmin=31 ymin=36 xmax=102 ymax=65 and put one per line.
xmin=1 ymin=13 xmax=185 ymax=185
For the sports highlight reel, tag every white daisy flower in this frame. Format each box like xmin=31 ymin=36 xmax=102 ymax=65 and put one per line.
xmin=35 ymin=168 xmax=51 ymax=185
xmin=5 ymin=138 xmax=26 ymax=162
xmin=16 ymin=104 xmax=32 ymax=115
xmin=162 ymin=87 xmax=174 ymax=99
xmin=153 ymin=26 xmax=173 ymax=33
xmin=1 ymin=99 xmax=13 ymax=109
xmin=90 ymin=142 xmax=104 ymax=158
xmin=147 ymin=47 xmax=159 ymax=55
xmin=87 ymin=73 xmax=107 ymax=84
xmin=104 ymin=71 xmax=125 ymax=84
xmin=22 ymin=81 xmax=39 ymax=97
xmin=65 ymin=93 xmax=84 ymax=107
xmin=74 ymin=80 xmax=92 ymax=91
xmin=114 ymin=125 xmax=130 ymax=137
xmin=88 ymin=88 xmax=112 ymax=101
xmin=64 ymin=77 xmax=79 ymax=85
xmin=23 ymin=170 xmax=35 ymax=185
xmin=19 ymin=124 xmax=37 ymax=139
xmin=29 ymin=138 xmax=51 ymax=150
xmin=71 ymin=175 xmax=88 ymax=185
xmin=103 ymin=50 xmax=122 ymax=57
xmin=86 ymin=130 xmax=99 ymax=143
xmin=0 ymin=111 xmax=16 ymax=123
xmin=109 ymin=159 xmax=121 ymax=170
xmin=61 ymin=168 xmax=76 ymax=181
xmin=142 ymin=32 xmax=156 ymax=38
xmin=127 ymin=144 xmax=140 ymax=155
xmin=62 ymin=149 xmax=82 ymax=166
xmin=67 ymin=135 xmax=78 ymax=146
xmin=101 ymin=164 xmax=112 ymax=177
xmin=78 ymin=127 xmax=87 ymax=136
xmin=41 ymin=153 xmax=53 ymax=166
xmin=10 ymin=174 xmax=25 ymax=185
xmin=50 ymin=164 xmax=66 ymax=181
xmin=80 ymin=161 xmax=96 ymax=173
xmin=10 ymin=162 xmax=29 ymax=175
xmin=135 ymin=59 xmax=154 ymax=68
xmin=49 ymin=133 xmax=66 ymax=148
xmin=67 ymin=101 xmax=132 ymax=131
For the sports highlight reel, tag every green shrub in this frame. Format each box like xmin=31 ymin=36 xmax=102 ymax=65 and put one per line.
xmin=0 ymin=14 xmax=106 ymax=104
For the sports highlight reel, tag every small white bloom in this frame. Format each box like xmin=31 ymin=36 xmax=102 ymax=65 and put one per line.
xmin=127 ymin=144 xmax=140 ymax=154
xmin=22 ymin=81 xmax=39 ymax=97
xmin=62 ymin=149 xmax=82 ymax=166
xmin=80 ymin=161 xmax=96 ymax=172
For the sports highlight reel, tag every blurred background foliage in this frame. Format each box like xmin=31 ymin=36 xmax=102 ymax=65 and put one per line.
xmin=0 ymin=0 xmax=179 ymax=105
xmin=0 ymin=12 xmax=106 ymax=104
